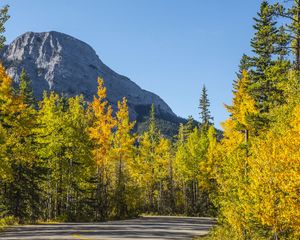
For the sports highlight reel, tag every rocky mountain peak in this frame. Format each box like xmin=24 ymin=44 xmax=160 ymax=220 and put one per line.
xmin=0 ymin=31 xmax=176 ymax=120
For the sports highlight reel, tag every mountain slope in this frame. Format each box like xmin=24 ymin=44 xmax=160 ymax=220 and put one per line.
xmin=0 ymin=31 xmax=184 ymax=136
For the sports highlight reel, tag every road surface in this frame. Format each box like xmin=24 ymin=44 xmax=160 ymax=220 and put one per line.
xmin=0 ymin=216 xmax=215 ymax=240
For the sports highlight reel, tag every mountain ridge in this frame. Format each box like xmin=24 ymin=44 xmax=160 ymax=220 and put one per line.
xmin=0 ymin=31 xmax=185 ymax=136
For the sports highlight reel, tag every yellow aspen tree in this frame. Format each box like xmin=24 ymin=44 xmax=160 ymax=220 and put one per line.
xmin=0 ymin=123 xmax=9 ymax=181
xmin=88 ymin=77 xmax=116 ymax=220
xmin=200 ymin=125 xmax=220 ymax=216
xmin=215 ymin=119 xmax=250 ymax=239
xmin=0 ymin=64 xmax=38 ymax=222
xmin=154 ymin=137 xmax=171 ymax=213
xmin=248 ymin=105 xmax=300 ymax=239
xmin=213 ymin=70 xmax=260 ymax=237
xmin=34 ymin=92 xmax=65 ymax=220
xmin=174 ymin=123 xmax=189 ymax=212
xmin=112 ymin=97 xmax=136 ymax=218
xmin=216 ymin=70 xmax=259 ymax=236
xmin=0 ymin=64 xmax=26 ymax=125
xmin=7 ymin=85 xmax=37 ymax=223
xmin=0 ymin=64 xmax=13 ymax=104
xmin=137 ymin=131 xmax=156 ymax=211
xmin=62 ymin=96 xmax=92 ymax=220
xmin=0 ymin=65 xmax=11 ymax=180
xmin=35 ymin=93 xmax=92 ymax=221
xmin=136 ymin=104 xmax=160 ymax=212
xmin=226 ymin=70 xmax=258 ymax=142
xmin=200 ymin=125 xmax=218 ymax=193
xmin=212 ymin=70 xmax=299 ymax=239
xmin=174 ymin=123 xmax=210 ymax=215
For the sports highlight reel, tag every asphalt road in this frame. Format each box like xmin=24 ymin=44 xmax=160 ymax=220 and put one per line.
xmin=0 ymin=216 xmax=215 ymax=240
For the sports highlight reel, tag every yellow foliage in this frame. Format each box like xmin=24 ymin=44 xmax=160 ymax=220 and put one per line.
xmin=0 ymin=64 xmax=35 ymax=180
xmin=0 ymin=64 xmax=12 ymax=99
xmin=136 ymin=131 xmax=156 ymax=189
xmin=113 ymin=97 xmax=136 ymax=162
xmin=248 ymin=105 xmax=300 ymax=238
xmin=226 ymin=70 xmax=258 ymax=131
xmin=154 ymin=137 xmax=171 ymax=181
xmin=215 ymin=118 xmax=251 ymax=238
xmin=0 ymin=64 xmax=26 ymax=117
xmin=0 ymin=123 xmax=10 ymax=181
xmin=202 ymin=125 xmax=218 ymax=190
xmin=88 ymin=77 xmax=115 ymax=168
xmin=216 ymin=93 xmax=300 ymax=239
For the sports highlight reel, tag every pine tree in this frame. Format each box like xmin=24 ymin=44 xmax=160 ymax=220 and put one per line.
xmin=199 ymin=85 xmax=213 ymax=127
xmin=0 ymin=64 xmax=41 ymax=223
xmin=0 ymin=64 xmax=15 ymax=220
xmin=19 ymin=69 xmax=35 ymax=107
xmin=237 ymin=54 xmax=252 ymax=77
xmin=233 ymin=54 xmax=252 ymax=92
xmin=273 ymin=0 xmax=300 ymax=70
xmin=249 ymin=1 xmax=290 ymax=116
xmin=0 ymin=4 xmax=9 ymax=49
xmin=184 ymin=115 xmax=195 ymax=137
xmin=15 ymin=68 xmax=39 ymax=222
xmin=251 ymin=1 xmax=279 ymax=74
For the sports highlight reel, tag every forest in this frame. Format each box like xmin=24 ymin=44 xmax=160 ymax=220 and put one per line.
xmin=0 ymin=1 xmax=300 ymax=239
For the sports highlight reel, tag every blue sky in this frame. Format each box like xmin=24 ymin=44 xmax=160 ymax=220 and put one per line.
xmin=3 ymin=0 xmax=266 ymax=128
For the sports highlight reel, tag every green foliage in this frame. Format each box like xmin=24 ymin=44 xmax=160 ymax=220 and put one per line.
xmin=207 ymin=1 xmax=300 ymax=237
xmin=0 ymin=216 xmax=17 ymax=231
xmin=203 ymin=2 xmax=300 ymax=239
xmin=35 ymin=93 xmax=92 ymax=221
xmin=0 ymin=4 xmax=9 ymax=49
xmin=174 ymin=120 xmax=217 ymax=216
xmin=272 ymin=0 xmax=300 ymax=69
xmin=135 ymin=104 xmax=185 ymax=138
xmin=199 ymin=85 xmax=213 ymax=127
xmin=3 ymin=4 xmax=299 ymax=240
xmin=238 ymin=1 xmax=292 ymax=131
xmin=18 ymin=68 xmax=35 ymax=106
xmin=0 ymin=73 xmax=217 ymax=222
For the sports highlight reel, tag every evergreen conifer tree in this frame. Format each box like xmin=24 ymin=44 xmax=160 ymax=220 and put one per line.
xmin=0 ymin=4 xmax=9 ymax=49
xmin=19 ymin=69 xmax=35 ymax=107
xmin=199 ymin=85 xmax=213 ymax=127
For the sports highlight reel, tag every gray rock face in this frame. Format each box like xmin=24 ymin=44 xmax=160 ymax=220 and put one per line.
xmin=0 ymin=31 xmax=175 ymax=119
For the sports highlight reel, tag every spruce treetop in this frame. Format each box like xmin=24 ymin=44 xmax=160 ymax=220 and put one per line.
xmin=199 ymin=85 xmax=213 ymax=126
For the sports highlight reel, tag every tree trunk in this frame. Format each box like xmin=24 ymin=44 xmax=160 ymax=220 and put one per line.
xmin=244 ymin=129 xmax=249 ymax=144
xmin=168 ymin=158 xmax=175 ymax=212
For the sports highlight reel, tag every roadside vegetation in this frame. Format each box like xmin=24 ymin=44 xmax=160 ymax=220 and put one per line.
xmin=0 ymin=1 xmax=299 ymax=239
xmin=0 ymin=216 xmax=17 ymax=231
